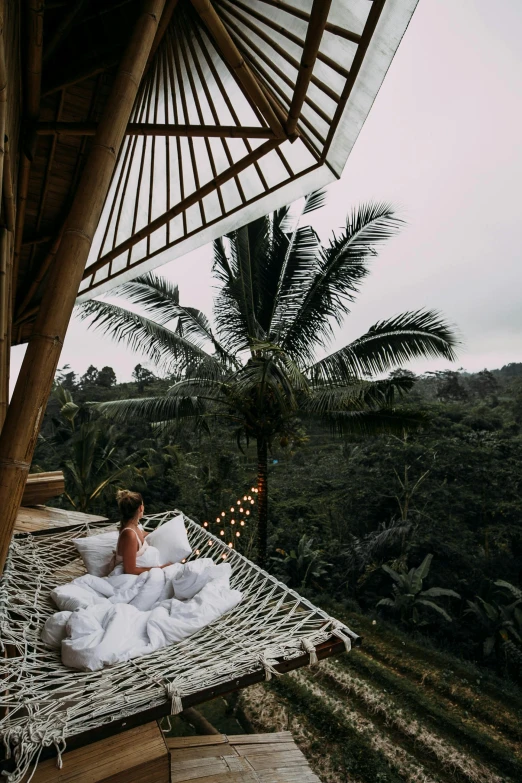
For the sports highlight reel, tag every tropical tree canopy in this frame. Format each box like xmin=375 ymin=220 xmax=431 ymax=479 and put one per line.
xmin=78 ymin=194 xmax=459 ymax=563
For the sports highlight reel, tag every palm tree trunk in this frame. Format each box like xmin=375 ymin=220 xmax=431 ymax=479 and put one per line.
xmin=256 ymin=437 xmax=268 ymax=567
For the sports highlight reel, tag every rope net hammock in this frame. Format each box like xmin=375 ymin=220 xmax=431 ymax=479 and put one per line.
xmin=0 ymin=511 xmax=357 ymax=782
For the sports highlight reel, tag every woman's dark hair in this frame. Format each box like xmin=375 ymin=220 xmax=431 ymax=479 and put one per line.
xmin=116 ymin=489 xmax=143 ymax=526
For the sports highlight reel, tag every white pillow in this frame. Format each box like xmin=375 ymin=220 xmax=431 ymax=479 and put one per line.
xmin=146 ymin=514 xmax=191 ymax=564
xmin=73 ymin=530 xmax=119 ymax=577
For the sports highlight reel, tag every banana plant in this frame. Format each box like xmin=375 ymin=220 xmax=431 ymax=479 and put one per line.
xmin=377 ymin=554 xmax=460 ymax=627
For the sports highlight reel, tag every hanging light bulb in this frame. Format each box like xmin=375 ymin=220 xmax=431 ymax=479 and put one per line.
xmin=231 ymin=520 xmax=235 ymax=525
xmin=221 ymin=512 xmax=225 ymax=517
xmin=195 ymin=550 xmax=200 ymax=555
xmin=181 ymin=559 xmax=186 ymax=564
xmin=248 ymin=495 xmax=252 ymax=500
xmin=251 ymin=487 xmax=256 ymax=492
xmin=239 ymin=507 xmax=244 ymax=513
xmin=216 ymin=517 xmax=220 ymax=523
xmin=230 ymin=507 xmax=235 ymax=512
xmin=243 ymin=495 xmax=247 ymax=501
xmin=240 ymin=520 xmax=245 ymax=526
xmin=208 ymin=540 xmax=213 ymax=546
xmin=237 ymin=500 xmax=241 ymax=505
xmin=203 ymin=522 xmax=208 ymax=527
xmin=220 ymin=530 xmax=224 ymax=536
xmin=228 ymin=542 xmax=233 ymax=548
xmin=236 ymin=531 xmax=240 ymax=537
xmin=246 ymin=510 xmax=250 ymax=515
xmin=250 ymin=500 xmax=255 ymax=505
xmin=221 ymin=554 xmax=227 ymax=560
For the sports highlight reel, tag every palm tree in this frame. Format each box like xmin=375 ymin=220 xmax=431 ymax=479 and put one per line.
xmin=78 ymin=195 xmax=458 ymax=565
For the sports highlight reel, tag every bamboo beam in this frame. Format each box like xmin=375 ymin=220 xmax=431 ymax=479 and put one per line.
xmin=0 ymin=0 xmax=6 ymax=204
xmin=146 ymin=0 xmax=179 ymax=68
xmin=255 ymin=0 xmax=362 ymax=45
xmin=13 ymin=0 xmax=44 ymax=301
xmin=82 ymin=137 xmax=281 ymax=279
xmin=36 ymin=121 xmax=275 ymax=138
xmin=190 ymin=0 xmax=286 ymax=140
xmin=286 ymin=0 xmax=332 ymax=137
xmin=2 ymin=141 xmax=15 ymax=233
xmin=0 ymin=0 xmax=167 ymax=576
xmin=0 ymin=229 xmax=8 ymax=429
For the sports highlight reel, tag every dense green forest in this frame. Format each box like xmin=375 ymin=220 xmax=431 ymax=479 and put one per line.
xmin=35 ymin=360 xmax=522 ymax=683
xmin=33 ymin=360 xmax=522 ymax=782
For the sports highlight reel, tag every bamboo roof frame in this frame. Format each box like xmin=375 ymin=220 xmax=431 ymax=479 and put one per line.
xmin=0 ymin=0 xmax=420 ymax=572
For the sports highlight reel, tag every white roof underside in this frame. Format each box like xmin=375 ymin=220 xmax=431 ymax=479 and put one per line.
xmin=78 ymin=0 xmax=419 ymax=301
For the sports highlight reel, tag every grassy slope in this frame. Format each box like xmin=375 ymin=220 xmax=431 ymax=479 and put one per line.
xmin=237 ymin=606 xmax=522 ymax=783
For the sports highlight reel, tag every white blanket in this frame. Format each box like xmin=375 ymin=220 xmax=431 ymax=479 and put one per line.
xmin=42 ymin=558 xmax=242 ymax=671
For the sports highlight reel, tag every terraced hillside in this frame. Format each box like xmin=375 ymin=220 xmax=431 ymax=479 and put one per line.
xmin=236 ymin=610 xmax=522 ymax=783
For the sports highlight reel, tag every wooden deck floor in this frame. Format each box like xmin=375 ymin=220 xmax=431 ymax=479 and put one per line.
xmin=168 ymin=732 xmax=321 ymax=783
xmin=14 ymin=505 xmax=107 ymax=534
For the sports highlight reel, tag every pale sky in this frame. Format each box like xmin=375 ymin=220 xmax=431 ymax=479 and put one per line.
xmin=11 ymin=0 xmax=522 ymax=388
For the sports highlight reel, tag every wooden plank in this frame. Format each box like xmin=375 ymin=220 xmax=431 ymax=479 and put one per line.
xmin=21 ymin=470 xmax=65 ymax=505
xmin=169 ymin=746 xmax=239 ymax=761
xmin=235 ymin=743 xmax=297 ymax=756
xmin=256 ymin=771 xmax=322 ymax=783
xmin=28 ymin=722 xmax=169 ymax=782
xmin=14 ymin=505 xmax=107 ymax=533
xmin=228 ymin=732 xmax=293 ymax=745
xmin=177 ymin=773 xmax=258 ymax=783
xmin=245 ymin=751 xmax=307 ymax=771
xmin=166 ymin=735 xmax=228 ymax=749
xmin=171 ymin=755 xmax=252 ymax=783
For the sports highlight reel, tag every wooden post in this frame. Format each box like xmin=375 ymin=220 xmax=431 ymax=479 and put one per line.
xmin=0 ymin=0 xmax=166 ymax=575
xmin=0 ymin=0 xmax=7 ymax=198
xmin=13 ymin=0 xmax=44 ymax=297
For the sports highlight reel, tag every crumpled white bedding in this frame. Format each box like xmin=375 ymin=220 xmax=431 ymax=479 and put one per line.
xmin=42 ymin=558 xmax=242 ymax=671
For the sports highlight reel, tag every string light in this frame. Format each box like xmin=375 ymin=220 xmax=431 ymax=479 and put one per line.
xmin=203 ymin=522 xmax=208 ymax=527
xmin=239 ymin=507 xmax=244 ymax=513
xmin=246 ymin=510 xmax=250 ymax=515
xmin=195 ymin=550 xmax=200 ymax=555
xmin=230 ymin=507 xmax=235 ymax=512
xmin=216 ymin=517 xmax=220 ymax=523
xmin=208 ymin=540 xmax=213 ymax=546
xmin=250 ymin=500 xmax=254 ymax=505
xmin=221 ymin=512 xmax=225 ymax=517
xmin=221 ymin=554 xmax=227 ymax=559
xmin=236 ymin=532 xmax=240 ymax=537
xmin=220 ymin=530 xmax=224 ymax=536
xmin=231 ymin=520 xmax=235 ymax=525
xmin=181 ymin=559 xmax=186 ymax=563
xmin=228 ymin=542 xmax=233 ymax=547
xmin=251 ymin=487 xmax=256 ymax=492
xmin=243 ymin=495 xmax=247 ymax=501
xmin=248 ymin=496 xmax=252 ymax=500
xmin=212 ymin=485 xmax=258 ymax=552
xmin=240 ymin=521 xmax=245 ymax=526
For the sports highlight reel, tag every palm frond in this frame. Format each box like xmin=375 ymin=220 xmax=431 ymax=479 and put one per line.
xmin=281 ymin=203 xmax=403 ymax=362
xmin=76 ymin=299 xmax=222 ymax=375
xmin=92 ymin=394 xmax=209 ymax=425
xmin=102 ymin=273 xmax=234 ymax=365
xmin=309 ymin=310 xmax=459 ymax=382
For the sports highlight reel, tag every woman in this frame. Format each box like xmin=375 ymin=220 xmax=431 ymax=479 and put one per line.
xmin=113 ymin=489 xmax=171 ymax=574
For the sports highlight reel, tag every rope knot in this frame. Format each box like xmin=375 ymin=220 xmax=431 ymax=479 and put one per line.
xmin=164 ymin=680 xmax=184 ymax=714
xmin=259 ymin=650 xmax=280 ymax=681
xmin=301 ymin=637 xmax=318 ymax=666
xmin=330 ymin=620 xmax=352 ymax=652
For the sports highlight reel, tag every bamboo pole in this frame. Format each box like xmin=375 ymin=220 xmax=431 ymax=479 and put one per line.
xmin=82 ymin=137 xmax=280 ymax=279
xmin=0 ymin=229 xmax=8 ymax=429
xmin=0 ymin=0 xmax=7 ymax=202
xmin=285 ymin=0 xmax=332 ymax=137
xmin=145 ymin=0 xmax=179 ymax=68
xmin=2 ymin=140 xmax=15 ymax=233
xmin=0 ymin=0 xmax=167 ymax=575
xmin=36 ymin=121 xmax=275 ymax=138
xmin=13 ymin=0 xmax=44 ymax=301
xmin=190 ymin=0 xmax=286 ymax=139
